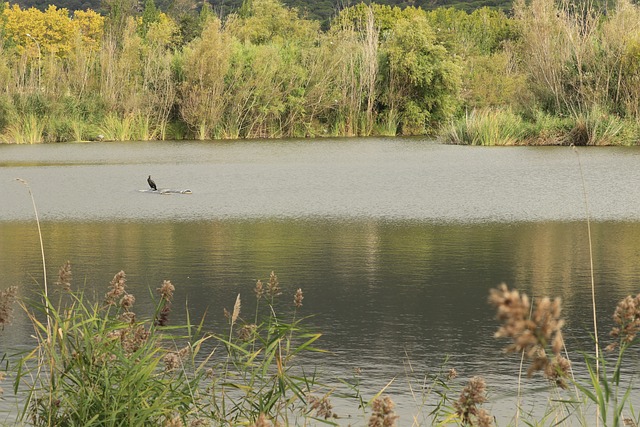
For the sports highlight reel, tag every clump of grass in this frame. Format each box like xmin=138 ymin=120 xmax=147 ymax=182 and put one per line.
xmin=12 ymin=267 xmax=353 ymax=426
xmin=446 ymin=108 xmax=527 ymax=145
xmin=16 ymin=265 xmax=208 ymax=426
xmin=567 ymin=107 xmax=639 ymax=146
xmin=1 ymin=114 xmax=45 ymax=144
xmin=98 ymin=112 xmax=135 ymax=141
xmin=519 ymin=109 xmax=574 ymax=144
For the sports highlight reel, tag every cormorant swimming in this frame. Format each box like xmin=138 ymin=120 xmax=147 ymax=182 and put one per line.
xmin=147 ymin=175 xmax=157 ymax=191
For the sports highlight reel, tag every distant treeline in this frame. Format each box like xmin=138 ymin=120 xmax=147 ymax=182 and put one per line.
xmin=1 ymin=0 xmax=640 ymax=144
xmin=12 ymin=0 xmax=514 ymax=28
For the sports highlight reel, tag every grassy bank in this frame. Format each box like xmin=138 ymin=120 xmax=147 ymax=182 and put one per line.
xmin=444 ymin=108 xmax=640 ymax=146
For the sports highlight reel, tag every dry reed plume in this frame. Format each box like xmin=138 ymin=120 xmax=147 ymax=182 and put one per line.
xmin=55 ymin=260 xmax=72 ymax=292
xmin=368 ymin=396 xmax=399 ymax=427
xmin=0 ymin=286 xmax=18 ymax=329
xmin=158 ymin=280 xmax=175 ymax=302
xmin=232 ymin=294 xmax=241 ymax=326
xmin=250 ymin=413 xmax=272 ymax=427
xmin=293 ymin=288 xmax=304 ymax=308
xmin=489 ymin=283 xmax=570 ymax=385
xmin=266 ymin=271 xmax=281 ymax=298
xmin=308 ymin=394 xmax=335 ymax=420
xmin=238 ymin=324 xmax=257 ymax=341
xmin=607 ymin=293 xmax=640 ymax=351
xmin=163 ymin=346 xmax=191 ymax=372
xmin=105 ymin=270 xmax=127 ymax=306
xmin=454 ymin=376 xmax=493 ymax=426
xmin=155 ymin=280 xmax=175 ymax=327
xmin=255 ymin=279 xmax=264 ymax=300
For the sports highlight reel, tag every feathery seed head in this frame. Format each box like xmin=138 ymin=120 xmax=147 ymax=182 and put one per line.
xmin=155 ymin=305 xmax=172 ymax=327
xmin=55 ymin=261 xmax=72 ymax=292
xmin=294 ymin=288 xmax=304 ymax=308
xmin=267 ymin=271 xmax=281 ymax=298
xmin=476 ymin=409 xmax=494 ymax=427
xmin=609 ymin=293 xmax=640 ymax=349
xmin=238 ymin=324 xmax=257 ymax=341
xmin=255 ymin=279 xmax=264 ymax=300
xmin=368 ymin=396 xmax=399 ymax=427
xmin=308 ymin=395 xmax=334 ymax=420
xmin=120 ymin=294 xmax=135 ymax=310
xmin=454 ymin=376 xmax=490 ymax=425
xmin=0 ymin=286 xmax=18 ymax=329
xmin=163 ymin=415 xmax=183 ymax=427
xmin=544 ymin=355 xmax=571 ymax=389
xmin=489 ymin=284 xmax=565 ymax=377
xmin=105 ymin=271 xmax=127 ymax=306
xmin=447 ymin=368 xmax=458 ymax=381
xmin=232 ymin=294 xmax=241 ymax=326
xmin=158 ymin=280 xmax=175 ymax=302
xmin=163 ymin=346 xmax=191 ymax=372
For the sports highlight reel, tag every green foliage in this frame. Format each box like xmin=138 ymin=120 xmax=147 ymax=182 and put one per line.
xmin=0 ymin=93 xmax=15 ymax=132
xmin=426 ymin=7 xmax=519 ymax=55
xmin=380 ymin=12 xmax=461 ymax=134
xmin=462 ymin=51 xmax=529 ymax=110
xmin=139 ymin=0 xmax=160 ymax=37
xmin=333 ymin=3 xmax=405 ymax=34
xmin=225 ymin=0 xmax=320 ymax=46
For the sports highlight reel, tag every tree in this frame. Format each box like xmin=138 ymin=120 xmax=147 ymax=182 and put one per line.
xmin=380 ymin=11 xmax=460 ymax=134
xmin=139 ymin=0 xmax=160 ymax=37
xmin=224 ymin=0 xmax=320 ymax=46
xmin=178 ymin=17 xmax=231 ymax=138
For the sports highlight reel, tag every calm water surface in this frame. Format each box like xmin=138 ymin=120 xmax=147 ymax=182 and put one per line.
xmin=2 ymin=138 xmax=640 ymax=425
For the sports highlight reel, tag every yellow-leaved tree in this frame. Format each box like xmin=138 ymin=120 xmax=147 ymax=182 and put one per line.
xmin=74 ymin=9 xmax=105 ymax=51
xmin=3 ymin=4 xmax=104 ymax=57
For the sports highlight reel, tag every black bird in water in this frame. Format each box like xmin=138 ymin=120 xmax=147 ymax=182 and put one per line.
xmin=147 ymin=175 xmax=157 ymax=191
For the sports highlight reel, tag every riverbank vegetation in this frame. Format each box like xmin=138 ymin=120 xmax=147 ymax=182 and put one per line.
xmin=1 ymin=0 xmax=640 ymax=144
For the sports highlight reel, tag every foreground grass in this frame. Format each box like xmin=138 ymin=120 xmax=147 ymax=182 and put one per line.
xmin=1 ymin=264 xmax=640 ymax=426
xmin=0 ymin=268 xmax=467 ymax=426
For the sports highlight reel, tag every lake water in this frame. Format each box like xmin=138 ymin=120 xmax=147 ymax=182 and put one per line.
xmin=1 ymin=138 xmax=640 ymax=425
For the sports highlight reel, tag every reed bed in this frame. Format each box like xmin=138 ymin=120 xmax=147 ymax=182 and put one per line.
xmin=3 ymin=265 xmax=639 ymax=426
xmin=444 ymin=106 xmax=640 ymax=146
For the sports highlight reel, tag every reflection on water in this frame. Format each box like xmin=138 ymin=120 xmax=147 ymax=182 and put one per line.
xmin=2 ymin=219 xmax=640 ymax=423
xmin=2 ymin=139 xmax=640 ymax=424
